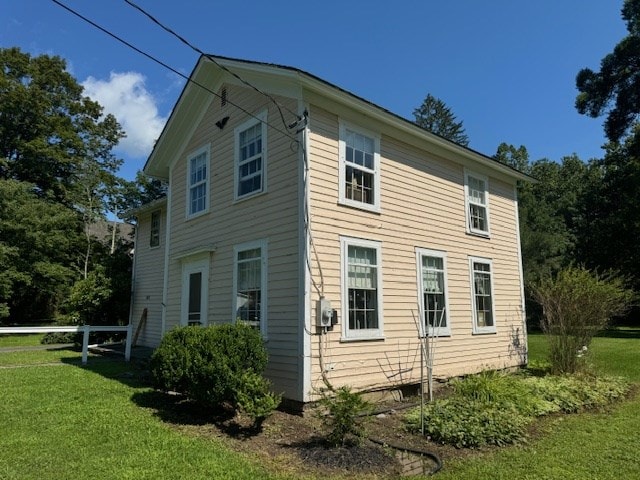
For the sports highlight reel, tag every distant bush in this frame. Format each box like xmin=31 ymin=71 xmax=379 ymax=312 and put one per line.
xmin=41 ymin=331 xmax=80 ymax=345
xmin=532 ymin=267 xmax=635 ymax=374
xmin=150 ymin=323 xmax=279 ymax=426
xmin=406 ymin=370 xmax=630 ymax=448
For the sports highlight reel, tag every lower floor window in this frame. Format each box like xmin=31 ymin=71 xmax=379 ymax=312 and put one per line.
xmin=234 ymin=240 xmax=268 ymax=335
xmin=341 ymin=237 xmax=383 ymax=339
xmin=416 ymin=249 xmax=450 ymax=336
xmin=470 ymin=257 xmax=496 ymax=333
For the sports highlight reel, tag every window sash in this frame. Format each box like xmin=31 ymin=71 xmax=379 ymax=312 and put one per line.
xmin=188 ymin=150 xmax=208 ymax=216
xmin=342 ymin=238 xmax=383 ymax=339
xmin=418 ymin=252 xmax=449 ymax=335
xmin=236 ymin=117 xmax=265 ymax=198
xmin=471 ymin=259 xmax=495 ymax=332
xmin=235 ymin=245 xmax=264 ymax=330
xmin=465 ymin=173 xmax=489 ymax=234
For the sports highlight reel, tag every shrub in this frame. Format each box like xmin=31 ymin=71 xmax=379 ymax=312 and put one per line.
xmin=405 ymin=369 xmax=630 ymax=448
xmin=405 ymin=398 xmax=529 ymax=448
xmin=150 ymin=323 xmax=278 ymax=424
xmin=532 ymin=267 xmax=635 ymax=374
xmin=318 ymin=386 xmax=372 ymax=446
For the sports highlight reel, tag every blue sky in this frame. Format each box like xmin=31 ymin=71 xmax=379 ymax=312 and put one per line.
xmin=1 ymin=0 xmax=628 ymax=180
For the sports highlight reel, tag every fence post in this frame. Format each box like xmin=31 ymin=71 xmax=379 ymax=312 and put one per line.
xmin=125 ymin=324 xmax=132 ymax=362
xmin=81 ymin=325 xmax=90 ymax=365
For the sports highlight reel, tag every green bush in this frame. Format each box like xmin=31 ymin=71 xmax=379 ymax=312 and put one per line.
xmin=532 ymin=267 xmax=635 ymax=374
xmin=150 ymin=323 xmax=278 ymax=423
xmin=318 ymin=386 xmax=372 ymax=446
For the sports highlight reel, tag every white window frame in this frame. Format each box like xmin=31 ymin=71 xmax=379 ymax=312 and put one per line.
xmin=464 ymin=170 xmax=490 ymax=236
xmin=186 ymin=144 xmax=210 ymax=219
xmin=232 ymin=239 xmax=268 ymax=337
xmin=469 ymin=256 xmax=496 ymax=334
xmin=234 ymin=111 xmax=267 ymax=201
xmin=415 ymin=248 xmax=451 ymax=337
xmin=338 ymin=121 xmax=381 ymax=213
xmin=180 ymin=257 xmax=209 ymax=326
xmin=340 ymin=236 xmax=384 ymax=341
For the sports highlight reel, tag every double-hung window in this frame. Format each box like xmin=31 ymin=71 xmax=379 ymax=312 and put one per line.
xmin=181 ymin=257 xmax=209 ymax=326
xmin=341 ymin=237 xmax=383 ymax=340
xmin=464 ymin=171 xmax=490 ymax=236
xmin=233 ymin=240 xmax=268 ymax=336
xmin=416 ymin=249 xmax=450 ymax=336
xmin=235 ymin=112 xmax=267 ymax=200
xmin=187 ymin=145 xmax=210 ymax=218
xmin=149 ymin=210 xmax=160 ymax=247
xmin=469 ymin=257 xmax=496 ymax=334
xmin=339 ymin=122 xmax=380 ymax=212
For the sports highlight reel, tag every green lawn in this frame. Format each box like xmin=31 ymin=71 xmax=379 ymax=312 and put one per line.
xmin=0 ymin=333 xmax=46 ymax=347
xmin=0 ymin=358 xmax=281 ymax=480
xmin=0 ymin=330 xmax=638 ymax=479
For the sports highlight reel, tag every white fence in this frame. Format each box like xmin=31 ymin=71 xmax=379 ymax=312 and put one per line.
xmin=0 ymin=324 xmax=133 ymax=364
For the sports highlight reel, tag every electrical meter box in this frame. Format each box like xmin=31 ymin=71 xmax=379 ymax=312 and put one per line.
xmin=316 ymin=298 xmax=333 ymax=327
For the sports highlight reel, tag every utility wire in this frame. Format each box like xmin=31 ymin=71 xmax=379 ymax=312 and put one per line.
xmin=50 ymin=0 xmax=299 ymax=144
xmin=122 ymin=0 xmax=301 ymax=133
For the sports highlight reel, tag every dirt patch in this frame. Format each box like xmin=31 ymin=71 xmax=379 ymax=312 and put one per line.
xmin=134 ymin=390 xmax=469 ymax=478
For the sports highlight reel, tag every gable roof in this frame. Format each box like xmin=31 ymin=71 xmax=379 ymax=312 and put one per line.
xmin=145 ymin=55 xmax=533 ymax=183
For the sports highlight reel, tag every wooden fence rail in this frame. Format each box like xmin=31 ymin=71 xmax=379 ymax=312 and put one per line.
xmin=0 ymin=325 xmax=133 ymax=364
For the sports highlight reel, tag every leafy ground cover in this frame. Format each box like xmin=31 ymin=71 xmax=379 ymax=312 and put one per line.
xmin=0 ymin=329 xmax=638 ymax=479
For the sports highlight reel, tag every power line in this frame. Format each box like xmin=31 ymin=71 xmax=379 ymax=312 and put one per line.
xmin=49 ymin=0 xmax=300 ymax=144
xmin=122 ymin=0 xmax=301 ymax=132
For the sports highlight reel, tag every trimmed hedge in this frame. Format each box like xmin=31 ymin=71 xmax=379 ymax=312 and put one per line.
xmin=150 ymin=323 xmax=279 ymax=423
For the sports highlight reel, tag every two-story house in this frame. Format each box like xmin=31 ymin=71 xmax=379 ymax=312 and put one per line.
xmin=129 ymin=55 xmax=530 ymax=406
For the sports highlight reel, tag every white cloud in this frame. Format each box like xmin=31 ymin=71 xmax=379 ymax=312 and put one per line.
xmin=82 ymin=72 xmax=167 ymax=158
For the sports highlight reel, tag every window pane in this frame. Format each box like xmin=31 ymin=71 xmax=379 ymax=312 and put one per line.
xmin=188 ymin=272 xmax=202 ymax=324
xmin=470 ymin=204 xmax=487 ymax=232
xmin=473 ymin=262 xmax=493 ymax=328
xmin=348 ymin=288 xmax=378 ymax=330
xmin=236 ymin=247 xmax=262 ymax=328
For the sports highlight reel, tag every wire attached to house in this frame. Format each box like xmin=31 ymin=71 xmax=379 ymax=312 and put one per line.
xmin=50 ymin=0 xmax=300 ymax=145
xmin=122 ymin=0 xmax=301 ymax=134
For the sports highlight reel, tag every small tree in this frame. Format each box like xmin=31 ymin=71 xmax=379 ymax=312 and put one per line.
xmin=318 ymin=386 xmax=372 ymax=446
xmin=532 ymin=266 xmax=635 ymax=373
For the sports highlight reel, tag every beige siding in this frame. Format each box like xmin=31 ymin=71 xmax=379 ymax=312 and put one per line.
xmin=164 ymin=84 xmax=302 ymax=400
xmin=131 ymin=207 xmax=166 ymax=347
xmin=306 ymin=105 xmax=526 ymax=397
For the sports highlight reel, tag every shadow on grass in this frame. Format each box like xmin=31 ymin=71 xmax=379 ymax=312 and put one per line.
xmin=61 ymin=349 xmax=264 ymax=439
xmin=596 ymin=328 xmax=640 ymax=340
xmin=131 ymin=389 xmax=264 ymax=438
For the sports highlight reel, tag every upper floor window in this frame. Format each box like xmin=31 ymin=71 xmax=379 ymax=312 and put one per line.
xmin=339 ymin=122 xmax=381 ymax=212
xmin=233 ymin=239 xmax=268 ymax=336
xmin=341 ymin=237 xmax=383 ymax=340
xmin=235 ymin=112 xmax=267 ymax=200
xmin=416 ymin=248 xmax=450 ymax=337
xmin=469 ymin=256 xmax=496 ymax=334
xmin=187 ymin=145 xmax=210 ymax=218
xmin=464 ymin=171 xmax=490 ymax=236
xmin=150 ymin=210 xmax=160 ymax=247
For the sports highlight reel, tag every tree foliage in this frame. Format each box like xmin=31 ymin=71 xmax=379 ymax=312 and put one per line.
xmin=0 ymin=47 xmax=134 ymax=324
xmin=413 ymin=93 xmax=470 ymax=146
xmin=575 ymin=0 xmax=640 ymax=143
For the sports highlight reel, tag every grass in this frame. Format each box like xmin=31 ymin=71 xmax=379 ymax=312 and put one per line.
xmin=0 ymin=333 xmax=46 ymax=347
xmin=0 ymin=328 xmax=639 ymax=479
xmin=0 ymin=359 xmax=280 ymax=480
